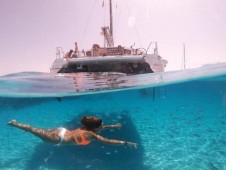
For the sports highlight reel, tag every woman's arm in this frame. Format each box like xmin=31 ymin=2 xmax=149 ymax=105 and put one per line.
xmin=101 ymin=123 xmax=122 ymax=130
xmin=90 ymin=131 xmax=137 ymax=149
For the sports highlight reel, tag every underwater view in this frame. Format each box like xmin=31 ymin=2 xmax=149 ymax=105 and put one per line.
xmin=0 ymin=63 xmax=226 ymax=170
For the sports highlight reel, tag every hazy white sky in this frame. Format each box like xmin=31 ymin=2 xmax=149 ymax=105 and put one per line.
xmin=0 ymin=0 xmax=225 ymax=76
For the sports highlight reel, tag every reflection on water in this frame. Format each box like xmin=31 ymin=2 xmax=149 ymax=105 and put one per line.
xmin=63 ymin=72 xmax=127 ymax=92
xmin=0 ymin=63 xmax=226 ymax=97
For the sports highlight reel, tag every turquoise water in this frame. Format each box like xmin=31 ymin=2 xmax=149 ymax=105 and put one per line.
xmin=0 ymin=63 xmax=226 ymax=170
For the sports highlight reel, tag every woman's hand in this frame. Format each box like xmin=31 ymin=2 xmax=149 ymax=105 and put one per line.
xmin=114 ymin=123 xmax=122 ymax=129
xmin=126 ymin=141 xmax=138 ymax=149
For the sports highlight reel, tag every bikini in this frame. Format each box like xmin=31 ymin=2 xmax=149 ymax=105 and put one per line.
xmin=71 ymin=129 xmax=91 ymax=145
xmin=57 ymin=128 xmax=91 ymax=146
xmin=56 ymin=127 xmax=67 ymax=146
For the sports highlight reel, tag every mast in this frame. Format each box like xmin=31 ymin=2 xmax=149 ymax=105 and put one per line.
xmin=101 ymin=0 xmax=114 ymax=47
xmin=109 ymin=0 xmax=113 ymax=42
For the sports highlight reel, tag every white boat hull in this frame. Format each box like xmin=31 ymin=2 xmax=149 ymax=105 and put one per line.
xmin=50 ymin=54 xmax=167 ymax=74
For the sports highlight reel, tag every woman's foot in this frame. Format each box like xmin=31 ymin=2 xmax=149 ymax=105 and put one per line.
xmin=7 ymin=119 xmax=16 ymax=126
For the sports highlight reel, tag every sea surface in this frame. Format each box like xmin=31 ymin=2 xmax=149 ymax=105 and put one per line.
xmin=0 ymin=63 xmax=226 ymax=170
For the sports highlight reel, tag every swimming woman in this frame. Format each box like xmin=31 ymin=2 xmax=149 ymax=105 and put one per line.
xmin=7 ymin=116 xmax=137 ymax=149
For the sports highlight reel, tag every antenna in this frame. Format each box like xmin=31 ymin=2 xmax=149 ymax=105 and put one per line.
xmin=181 ymin=43 xmax=186 ymax=69
xmin=154 ymin=42 xmax=158 ymax=55
xmin=183 ymin=43 xmax=186 ymax=69
xmin=146 ymin=42 xmax=152 ymax=54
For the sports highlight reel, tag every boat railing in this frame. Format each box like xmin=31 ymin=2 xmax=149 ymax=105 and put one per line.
xmin=56 ymin=47 xmax=65 ymax=59
xmin=59 ymin=46 xmax=145 ymax=59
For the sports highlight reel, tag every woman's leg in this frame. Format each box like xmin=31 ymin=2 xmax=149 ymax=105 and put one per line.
xmin=7 ymin=120 xmax=61 ymax=144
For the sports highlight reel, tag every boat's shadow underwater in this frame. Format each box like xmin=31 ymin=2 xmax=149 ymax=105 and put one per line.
xmin=25 ymin=113 xmax=150 ymax=170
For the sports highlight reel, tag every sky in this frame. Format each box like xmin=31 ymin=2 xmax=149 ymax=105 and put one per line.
xmin=0 ymin=0 xmax=226 ymax=76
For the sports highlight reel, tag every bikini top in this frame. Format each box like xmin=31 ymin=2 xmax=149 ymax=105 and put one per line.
xmin=71 ymin=129 xmax=91 ymax=145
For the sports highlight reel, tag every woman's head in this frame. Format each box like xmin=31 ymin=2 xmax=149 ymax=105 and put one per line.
xmin=81 ymin=116 xmax=102 ymax=129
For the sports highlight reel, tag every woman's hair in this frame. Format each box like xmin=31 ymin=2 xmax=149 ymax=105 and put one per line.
xmin=81 ymin=116 xmax=102 ymax=129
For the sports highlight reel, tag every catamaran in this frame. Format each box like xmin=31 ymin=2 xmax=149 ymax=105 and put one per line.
xmin=50 ymin=0 xmax=168 ymax=75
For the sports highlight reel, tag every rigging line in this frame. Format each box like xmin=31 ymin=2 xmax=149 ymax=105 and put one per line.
xmin=98 ymin=0 xmax=106 ymax=47
xmin=99 ymin=0 xmax=106 ymax=26
xmin=124 ymin=0 xmax=143 ymax=47
xmin=80 ymin=0 xmax=97 ymax=48
xmin=115 ymin=0 xmax=122 ymax=43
